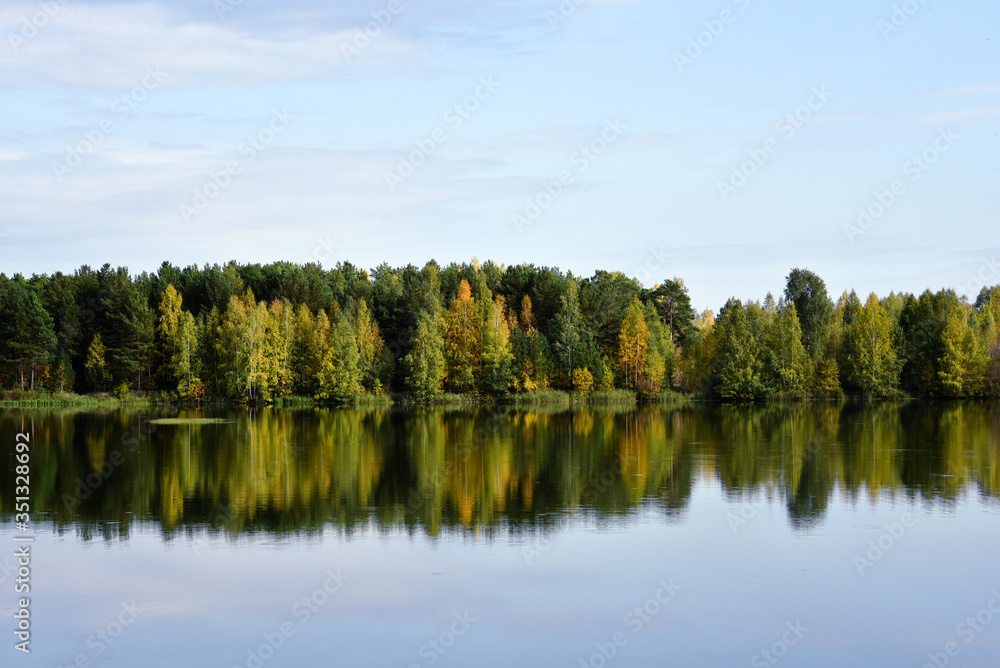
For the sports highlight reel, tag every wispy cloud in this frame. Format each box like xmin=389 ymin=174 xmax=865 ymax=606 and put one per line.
xmin=0 ymin=2 xmax=420 ymax=90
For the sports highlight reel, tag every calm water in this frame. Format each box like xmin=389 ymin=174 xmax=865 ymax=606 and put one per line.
xmin=1 ymin=402 xmax=999 ymax=667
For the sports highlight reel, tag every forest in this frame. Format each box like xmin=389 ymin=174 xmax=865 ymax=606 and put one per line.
xmin=0 ymin=260 xmax=998 ymax=403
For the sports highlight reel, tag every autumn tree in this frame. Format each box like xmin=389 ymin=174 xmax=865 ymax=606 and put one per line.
xmin=444 ymin=280 xmax=483 ymax=393
xmin=85 ymin=333 xmax=112 ymax=391
xmin=481 ymin=295 xmax=514 ymax=395
xmin=617 ymin=299 xmax=649 ymax=391
xmin=511 ymin=295 xmax=549 ymax=392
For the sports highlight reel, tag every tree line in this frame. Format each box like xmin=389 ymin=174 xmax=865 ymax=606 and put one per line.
xmin=0 ymin=261 xmax=998 ymax=402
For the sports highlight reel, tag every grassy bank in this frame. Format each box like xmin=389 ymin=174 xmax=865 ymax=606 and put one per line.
xmin=0 ymin=390 xmax=157 ymax=408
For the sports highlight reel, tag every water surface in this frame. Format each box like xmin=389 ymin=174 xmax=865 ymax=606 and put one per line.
xmin=1 ymin=402 xmax=998 ymax=667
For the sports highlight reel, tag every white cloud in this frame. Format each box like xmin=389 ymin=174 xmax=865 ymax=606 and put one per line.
xmin=0 ymin=2 xmax=421 ymax=91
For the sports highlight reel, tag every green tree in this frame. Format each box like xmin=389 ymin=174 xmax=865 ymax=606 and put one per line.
xmin=784 ymin=268 xmax=834 ymax=359
xmin=354 ymin=299 xmax=389 ymax=394
xmin=713 ymin=299 xmax=767 ymax=400
xmin=405 ymin=312 xmax=446 ymax=400
xmin=553 ymin=275 xmax=583 ymax=389
xmin=649 ymin=278 xmax=696 ymax=345
xmin=105 ymin=270 xmax=155 ymax=390
xmin=481 ymin=295 xmax=514 ymax=396
xmin=765 ymin=300 xmax=810 ymax=394
xmin=0 ymin=278 xmax=57 ymax=390
xmin=318 ymin=311 xmax=363 ymax=402
xmin=845 ymin=293 xmax=900 ymax=397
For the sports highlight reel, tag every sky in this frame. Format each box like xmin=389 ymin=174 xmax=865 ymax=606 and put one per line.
xmin=0 ymin=0 xmax=997 ymax=312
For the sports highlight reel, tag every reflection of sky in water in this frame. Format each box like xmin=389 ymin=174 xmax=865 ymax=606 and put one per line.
xmin=4 ymin=478 xmax=1000 ymax=668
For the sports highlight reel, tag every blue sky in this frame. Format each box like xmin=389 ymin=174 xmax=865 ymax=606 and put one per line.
xmin=0 ymin=0 xmax=997 ymax=312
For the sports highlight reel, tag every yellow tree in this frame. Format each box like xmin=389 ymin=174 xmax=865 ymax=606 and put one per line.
xmin=218 ymin=289 xmax=273 ymax=402
xmin=85 ymin=333 xmax=112 ymax=391
xmin=267 ymin=299 xmax=293 ymax=397
xmin=481 ymin=295 xmax=514 ymax=395
xmin=173 ymin=311 xmax=201 ymax=400
xmin=617 ymin=299 xmax=649 ymax=390
xmin=444 ymin=280 xmax=483 ymax=393
xmin=157 ymin=284 xmax=184 ymax=384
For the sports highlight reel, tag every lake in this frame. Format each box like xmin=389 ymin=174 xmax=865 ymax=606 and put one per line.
xmin=2 ymin=402 xmax=999 ymax=667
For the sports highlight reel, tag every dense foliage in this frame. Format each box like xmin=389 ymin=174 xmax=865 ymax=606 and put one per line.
xmin=1 ymin=261 xmax=998 ymax=402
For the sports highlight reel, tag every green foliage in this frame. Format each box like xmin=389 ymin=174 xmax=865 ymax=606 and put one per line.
xmin=317 ymin=312 xmax=363 ymax=403
xmin=3 ymin=261 xmax=997 ymax=403
xmin=405 ymin=312 xmax=446 ymax=401
xmin=844 ymin=294 xmax=900 ymax=397
xmin=784 ymin=268 xmax=834 ymax=358
xmin=648 ymin=278 xmax=696 ymax=344
xmin=481 ymin=296 xmax=514 ymax=396
xmin=713 ymin=299 xmax=767 ymax=400
xmin=0 ymin=277 xmax=58 ymax=390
